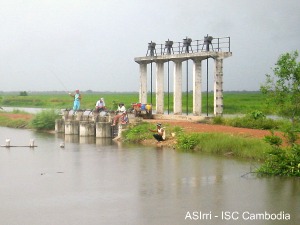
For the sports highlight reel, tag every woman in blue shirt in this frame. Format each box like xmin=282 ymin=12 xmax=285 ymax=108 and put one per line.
xmin=69 ymin=89 xmax=81 ymax=115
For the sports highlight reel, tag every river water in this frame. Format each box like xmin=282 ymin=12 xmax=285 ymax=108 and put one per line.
xmin=0 ymin=127 xmax=299 ymax=225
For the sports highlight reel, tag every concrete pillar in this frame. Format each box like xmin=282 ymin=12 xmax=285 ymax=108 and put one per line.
xmin=192 ymin=59 xmax=202 ymax=116
xmin=214 ymin=57 xmax=224 ymax=116
xmin=173 ymin=60 xmax=183 ymax=115
xmin=96 ymin=122 xmax=112 ymax=138
xmin=55 ymin=119 xmax=65 ymax=133
xmin=65 ymin=120 xmax=79 ymax=135
xmin=79 ymin=121 xmax=96 ymax=136
xmin=156 ymin=61 xmax=164 ymax=114
xmin=139 ymin=63 xmax=147 ymax=104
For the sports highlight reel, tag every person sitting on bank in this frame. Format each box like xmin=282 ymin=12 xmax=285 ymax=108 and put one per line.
xmin=95 ymin=97 xmax=106 ymax=112
xmin=69 ymin=89 xmax=81 ymax=115
xmin=149 ymin=123 xmax=166 ymax=142
xmin=111 ymin=103 xmax=126 ymax=126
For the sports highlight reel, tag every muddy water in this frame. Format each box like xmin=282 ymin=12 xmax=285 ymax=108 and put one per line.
xmin=0 ymin=127 xmax=299 ymax=225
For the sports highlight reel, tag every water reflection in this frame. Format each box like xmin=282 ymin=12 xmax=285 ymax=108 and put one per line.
xmin=0 ymin=127 xmax=299 ymax=225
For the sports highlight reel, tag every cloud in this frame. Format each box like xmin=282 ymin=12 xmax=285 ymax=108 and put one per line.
xmin=0 ymin=0 xmax=299 ymax=92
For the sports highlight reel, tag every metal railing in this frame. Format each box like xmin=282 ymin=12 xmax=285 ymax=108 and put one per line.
xmin=146 ymin=36 xmax=230 ymax=56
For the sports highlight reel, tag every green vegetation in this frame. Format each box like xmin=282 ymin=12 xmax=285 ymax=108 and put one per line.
xmin=30 ymin=109 xmax=60 ymax=130
xmin=122 ymin=122 xmax=152 ymax=143
xmin=261 ymin=50 xmax=300 ymax=127
xmin=257 ymin=50 xmax=300 ymax=177
xmin=176 ymin=132 xmax=270 ymax=161
xmin=1 ymin=49 xmax=299 ymax=177
xmin=0 ymin=110 xmax=31 ymax=128
xmin=257 ymin=137 xmax=300 ymax=177
xmin=212 ymin=111 xmax=288 ymax=131
xmin=0 ymin=91 xmax=268 ymax=115
xmin=122 ymin=122 xmax=270 ymax=161
xmin=0 ymin=92 xmax=140 ymax=110
xmin=122 ymin=122 xmax=182 ymax=143
xmin=0 ymin=116 xmax=28 ymax=128
xmin=19 ymin=91 xmax=28 ymax=96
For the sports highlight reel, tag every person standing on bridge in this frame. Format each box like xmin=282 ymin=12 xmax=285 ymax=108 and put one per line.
xmin=69 ymin=89 xmax=81 ymax=115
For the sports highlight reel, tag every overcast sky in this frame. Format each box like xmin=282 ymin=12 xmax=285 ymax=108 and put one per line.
xmin=0 ymin=0 xmax=299 ymax=92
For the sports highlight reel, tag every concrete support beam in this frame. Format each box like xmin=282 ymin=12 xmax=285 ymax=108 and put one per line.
xmin=173 ymin=60 xmax=183 ymax=115
xmin=156 ymin=61 xmax=164 ymax=114
xmin=214 ymin=58 xmax=224 ymax=116
xmin=139 ymin=63 xmax=147 ymax=104
xmin=65 ymin=120 xmax=79 ymax=135
xmin=192 ymin=59 xmax=202 ymax=116
xmin=96 ymin=122 xmax=112 ymax=138
xmin=79 ymin=121 xmax=96 ymax=136
xmin=55 ymin=119 xmax=65 ymax=133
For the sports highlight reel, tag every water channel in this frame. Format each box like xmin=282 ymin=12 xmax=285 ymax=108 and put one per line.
xmin=0 ymin=127 xmax=299 ymax=225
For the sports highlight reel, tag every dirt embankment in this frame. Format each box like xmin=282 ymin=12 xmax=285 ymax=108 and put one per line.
xmin=0 ymin=113 xmax=33 ymax=121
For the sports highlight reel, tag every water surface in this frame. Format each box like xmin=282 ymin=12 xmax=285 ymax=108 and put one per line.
xmin=0 ymin=127 xmax=299 ymax=225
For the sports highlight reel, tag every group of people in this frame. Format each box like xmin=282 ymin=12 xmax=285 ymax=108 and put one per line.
xmin=68 ymin=90 xmax=128 ymax=126
xmin=69 ymin=89 xmax=165 ymax=142
xmin=69 ymin=90 xmax=106 ymax=114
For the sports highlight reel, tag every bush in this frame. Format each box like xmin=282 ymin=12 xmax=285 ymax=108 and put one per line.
xmin=264 ymin=131 xmax=283 ymax=147
xmin=226 ymin=115 xmax=279 ymax=130
xmin=212 ymin=116 xmax=225 ymax=125
xmin=30 ymin=109 xmax=60 ymax=130
xmin=257 ymin=145 xmax=300 ymax=176
xmin=122 ymin=122 xmax=152 ymax=143
xmin=177 ymin=133 xmax=200 ymax=150
xmin=176 ymin=132 xmax=270 ymax=160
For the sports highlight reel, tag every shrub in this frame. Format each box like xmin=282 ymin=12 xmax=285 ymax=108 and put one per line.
xmin=212 ymin=116 xmax=225 ymax=125
xmin=176 ymin=132 xmax=270 ymax=160
xmin=122 ymin=122 xmax=152 ymax=143
xmin=264 ymin=131 xmax=283 ymax=147
xmin=257 ymin=145 xmax=300 ymax=176
xmin=177 ymin=133 xmax=200 ymax=150
xmin=249 ymin=110 xmax=265 ymax=120
xmin=226 ymin=115 xmax=279 ymax=130
xmin=30 ymin=109 xmax=60 ymax=130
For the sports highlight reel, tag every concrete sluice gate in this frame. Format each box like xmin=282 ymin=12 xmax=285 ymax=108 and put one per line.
xmin=55 ymin=109 xmax=124 ymax=138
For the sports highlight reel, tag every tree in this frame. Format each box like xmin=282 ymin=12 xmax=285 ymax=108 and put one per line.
xmin=260 ymin=51 xmax=300 ymax=127
xmin=19 ymin=91 xmax=28 ymax=96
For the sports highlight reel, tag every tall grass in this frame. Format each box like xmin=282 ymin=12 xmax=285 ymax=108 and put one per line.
xmin=30 ymin=109 xmax=60 ymax=130
xmin=177 ymin=133 xmax=271 ymax=161
xmin=122 ymin=122 xmax=271 ymax=161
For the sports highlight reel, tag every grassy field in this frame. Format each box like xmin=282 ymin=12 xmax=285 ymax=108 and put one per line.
xmin=0 ymin=91 xmax=268 ymax=114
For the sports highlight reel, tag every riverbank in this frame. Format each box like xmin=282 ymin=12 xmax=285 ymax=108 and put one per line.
xmin=0 ymin=110 xmax=281 ymax=143
xmin=140 ymin=118 xmax=284 ymax=148
xmin=0 ymin=111 xmax=33 ymax=128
